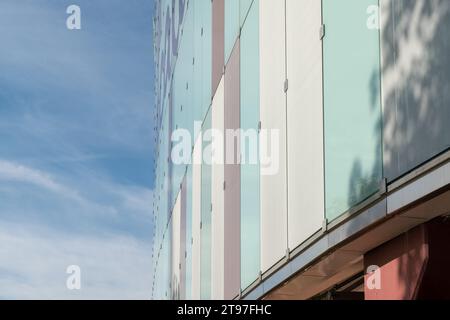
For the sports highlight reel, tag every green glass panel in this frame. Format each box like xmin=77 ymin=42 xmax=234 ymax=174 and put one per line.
xmin=171 ymin=4 xmax=193 ymax=206
xmin=201 ymin=0 xmax=212 ymax=117
xmin=240 ymin=1 xmax=260 ymax=290
xmin=160 ymin=101 xmax=170 ymax=241
xmin=323 ymin=0 xmax=383 ymax=221
xmin=193 ymin=0 xmax=212 ymax=140
xmin=163 ymin=226 xmax=171 ymax=300
xmin=240 ymin=0 xmax=253 ymax=25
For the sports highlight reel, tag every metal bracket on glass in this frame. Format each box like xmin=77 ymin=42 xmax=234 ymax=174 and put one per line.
xmin=379 ymin=177 xmax=388 ymax=195
xmin=285 ymin=248 xmax=291 ymax=262
xmin=320 ymin=24 xmax=326 ymax=40
xmin=322 ymin=218 xmax=328 ymax=233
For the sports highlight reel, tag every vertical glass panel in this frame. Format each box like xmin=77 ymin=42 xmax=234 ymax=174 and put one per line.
xmin=382 ymin=0 xmax=450 ymax=181
xmin=191 ymin=135 xmax=203 ymax=299
xmin=163 ymin=225 xmax=171 ymax=300
xmin=201 ymin=111 xmax=212 ymax=300
xmin=160 ymin=102 xmax=170 ymax=242
xmin=323 ymin=0 xmax=383 ymax=221
xmin=193 ymin=0 xmax=204 ymax=133
xmin=193 ymin=0 xmax=212 ymax=137
xmin=259 ymin=0 xmax=287 ymax=273
xmin=175 ymin=0 xmax=195 ymax=147
xmin=240 ymin=1 xmax=260 ymax=290
xmin=201 ymin=0 xmax=212 ymax=115
xmin=211 ymin=78 xmax=225 ymax=299
xmin=212 ymin=0 xmax=225 ymax=96
xmin=225 ymin=0 xmax=240 ymax=63
xmin=179 ymin=180 xmax=187 ymax=300
xmin=185 ymin=166 xmax=193 ymax=299
xmin=224 ymin=41 xmax=241 ymax=300
xmin=171 ymin=194 xmax=181 ymax=299
xmin=171 ymin=1 xmax=194 ymax=209
xmin=286 ymin=0 xmax=324 ymax=250
xmin=240 ymin=0 xmax=253 ymax=25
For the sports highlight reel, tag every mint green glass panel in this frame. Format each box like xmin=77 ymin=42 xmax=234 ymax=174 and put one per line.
xmin=193 ymin=0 xmax=203 ymax=138
xmin=201 ymin=0 xmax=212 ymax=117
xmin=193 ymin=0 xmax=212 ymax=140
xmin=201 ymin=111 xmax=212 ymax=300
xmin=240 ymin=0 xmax=253 ymax=25
xmin=240 ymin=1 xmax=260 ymax=290
xmin=171 ymin=4 xmax=193 ymax=208
xmin=163 ymin=224 xmax=171 ymax=299
xmin=323 ymin=0 xmax=383 ymax=221
xmin=155 ymin=221 xmax=171 ymax=299
xmin=225 ymin=0 xmax=240 ymax=63
xmin=154 ymin=98 xmax=171 ymax=299
xmin=159 ymin=100 xmax=170 ymax=242
xmin=175 ymin=2 xmax=195 ymax=145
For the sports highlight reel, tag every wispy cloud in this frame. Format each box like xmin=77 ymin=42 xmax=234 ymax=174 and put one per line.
xmin=0 ymin=158 xmax=153 ymax=239
xmin=0 ymin=160 xmax=82 ymax=200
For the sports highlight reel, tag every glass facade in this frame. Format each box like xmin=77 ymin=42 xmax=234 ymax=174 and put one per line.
xmin=286 ymin=0 xmax=325 ymax=252
xmin=223 ymin=39 xmax=241 ymax=300
xmin=259 ymin=0 xmax=288 ymax=274
xmin=240 ymin=0 xmax=253 ymax=25
xmin=323 ymin=0 xmax=383 ymax=221
xmin=381 ymin=0 xmax=450 ymax=181
xmin=239 ymin=0 xmax=260 ymax=290
xmin=152 ymin=0 xmax=449 ymax=300
xmin=184 ymin=166 xmax=193 ymax=299
xmin=200 ymin=111 xmax=212 ymax=299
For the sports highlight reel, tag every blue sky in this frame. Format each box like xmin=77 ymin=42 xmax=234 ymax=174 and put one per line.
xmin=0 ymin=0 xmax=155 ymax=299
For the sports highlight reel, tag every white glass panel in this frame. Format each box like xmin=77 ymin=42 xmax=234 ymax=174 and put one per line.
xmin=259 ymin=0 xmax=288 ymax=273
xmin=211 ymin=77 xmax=225 ymax=299
xmin=171 ymin=193 xmax=181 ymax=299
xmin=286 ymin=0 xmax=325 ymax=250
xmin=191 ymin=135 xmax=202 ymax=299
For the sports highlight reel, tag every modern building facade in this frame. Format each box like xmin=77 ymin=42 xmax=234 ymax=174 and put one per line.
xmin=152 ymin=0 xmax=450 ymax=300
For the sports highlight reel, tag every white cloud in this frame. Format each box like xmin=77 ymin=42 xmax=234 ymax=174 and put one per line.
xmin=109 ymin=185 xmax=154 ymax=218
xmin=0 ymin=160 xmax=120 ymax=220
xmin=0 ymin=160 xmax=81 ymax=200
xmin=0 ymin=159 xmax=155 ymax=299
xmin=0 ymin=159 xmax=154 ymax=222
xmin=0 ymin=222 xmax=152 ymax=299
